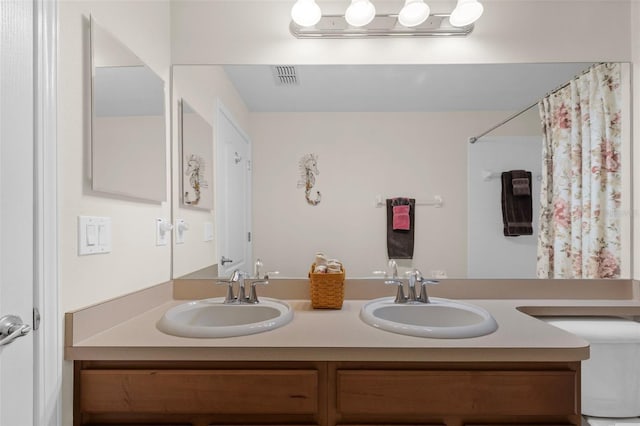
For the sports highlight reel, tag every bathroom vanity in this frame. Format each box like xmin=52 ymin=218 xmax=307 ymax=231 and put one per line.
xmin=75 ymin=359 xmax=579 ymax=426
xmin=66 ymin=279 xmax=640 ymax=426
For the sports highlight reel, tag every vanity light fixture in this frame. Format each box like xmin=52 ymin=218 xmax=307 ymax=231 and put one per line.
xmin=290 ymin=0 xmax=483 ymax=38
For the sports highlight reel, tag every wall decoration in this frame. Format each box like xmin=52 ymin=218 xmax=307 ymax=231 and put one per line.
xmin=180 ymin=100 xmax=214 ymax=209
xmin=184 ymin=154 xmax=209 ymax=206
xmin=297 ymin=153 xmax=321 ymax=206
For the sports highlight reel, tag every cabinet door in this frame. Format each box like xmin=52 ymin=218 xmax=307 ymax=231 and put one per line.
xmin=80 ymin=369 xmax=318 ymax=414
xmin=336 ymin=370 xmax=578 ymax=416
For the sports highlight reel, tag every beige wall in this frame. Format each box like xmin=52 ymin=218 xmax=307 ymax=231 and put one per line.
xmin=58 ymin=1 xmax=171 ymax=424
xmin=251 ymin=110 xmax=541 ymax=278
xmin=59 ymin=0 xmax=171 ymax=312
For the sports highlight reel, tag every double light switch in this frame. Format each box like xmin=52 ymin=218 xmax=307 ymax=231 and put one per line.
xmin=78 ymin=216 xmax=112 ymax=255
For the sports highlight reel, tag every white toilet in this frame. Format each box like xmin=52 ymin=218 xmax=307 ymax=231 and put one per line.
xmin=541 ymin=316 xmax=640 ymax=426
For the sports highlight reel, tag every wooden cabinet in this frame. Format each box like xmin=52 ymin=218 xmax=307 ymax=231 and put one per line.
xmin=74 ymin=361 xmax=327 ymax=426
xmin=329 ymin=362 xmax=580 ymax=426
xmin=74 ymin=361 xmax=580 ymax=426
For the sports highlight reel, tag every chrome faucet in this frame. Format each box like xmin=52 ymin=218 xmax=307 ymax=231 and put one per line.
xmin=217 ymin=262 xmax=279 ymax=304
xmin=383 ymin=267 xmax=439 ymax=304
xmin=217 ymin=269 xmax=245 ymax=304
xmin=383 ymin=260 xmax=406 ymax=303
xmin=406 ymin=269 xmax=421 ymax=302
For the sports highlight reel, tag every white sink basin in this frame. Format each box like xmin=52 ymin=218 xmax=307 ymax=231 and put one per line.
xmin=360 ymin=297 xmax=498 ymax=338
xmin=157 ymin=297 xmax=293 ymax=338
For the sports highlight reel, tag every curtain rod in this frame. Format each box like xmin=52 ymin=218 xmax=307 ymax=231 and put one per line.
xmin=468 ymin=62 xmax=603 ymax=144
xmin=468 ymin=101 xmax=538 ymax=144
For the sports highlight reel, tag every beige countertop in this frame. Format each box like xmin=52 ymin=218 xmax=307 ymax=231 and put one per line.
xmin=64 ymin=280 xmax=640 ymax=362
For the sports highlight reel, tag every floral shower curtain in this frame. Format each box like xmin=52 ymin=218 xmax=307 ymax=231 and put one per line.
xmin=536 ymin=63 xmax=622 ymax=279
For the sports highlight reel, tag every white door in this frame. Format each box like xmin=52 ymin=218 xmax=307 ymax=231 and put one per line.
xmin=0 ymin=1 xmax=36 ymax=425
xmin=216 ymin=102 xmax=252 ymax=277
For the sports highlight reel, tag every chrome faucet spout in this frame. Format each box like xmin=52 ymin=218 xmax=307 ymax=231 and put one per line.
xmin=405 ymin=269 xmax=423 ymax=303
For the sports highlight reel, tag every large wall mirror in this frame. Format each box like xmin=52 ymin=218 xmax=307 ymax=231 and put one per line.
xmin=171 ymin=62 xmax=632 ymax=280
xmin=90 ymin=17 xmax=167 ymax=202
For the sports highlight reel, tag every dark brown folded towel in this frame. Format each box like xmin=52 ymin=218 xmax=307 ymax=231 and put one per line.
xmin=501 ymin=170 xmax=533 ymax=237
xmin=512 ymin=177 xmax=531 ymax=196
xmin=387 ymin=198 xmax=415 ymax=259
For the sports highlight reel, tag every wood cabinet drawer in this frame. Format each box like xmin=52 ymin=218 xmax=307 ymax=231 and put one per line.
xmin=336 ymin=370 xmax=578 ymax=416
xmin=80 ymin=369 xmax=318 ymax=414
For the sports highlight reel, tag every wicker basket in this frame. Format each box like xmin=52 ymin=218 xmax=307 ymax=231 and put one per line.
xmin=308 ymin=263 xmax=345 ymax=309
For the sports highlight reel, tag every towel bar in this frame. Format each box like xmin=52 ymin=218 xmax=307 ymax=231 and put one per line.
xmin=375 ymin=195 xmax=443 ymax=208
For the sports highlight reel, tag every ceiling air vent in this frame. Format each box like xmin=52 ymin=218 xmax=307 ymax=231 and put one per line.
xmin=272 ymin=65 xmax=299 ymax=86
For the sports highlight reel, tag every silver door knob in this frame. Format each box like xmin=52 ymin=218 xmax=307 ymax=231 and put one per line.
xmin=0 ymin=315 xmax=31 ymax=347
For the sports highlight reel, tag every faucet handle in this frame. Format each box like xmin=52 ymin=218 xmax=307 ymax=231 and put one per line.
xmin=248 ymin=280 xmax=269 ymax=304
xmin=216 ymin=279 xmax=236 ymax=304
xmin=417 ymin=279 xmax=439 ymax=303
xmin=385 ymin=279 xmax=406 ymax=304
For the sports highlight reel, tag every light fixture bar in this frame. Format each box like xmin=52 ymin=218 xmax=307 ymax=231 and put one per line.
xmin=290 ymin=14 xmax=473 ymax=38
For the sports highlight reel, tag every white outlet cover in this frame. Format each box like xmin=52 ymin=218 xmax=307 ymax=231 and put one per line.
xmin=156 ymin=218 xmax=170 ymax=246
xmin=204 ymin=221 xmax=214 ymax=242
xmin=176 ymin=219 xmax=187 ymax=244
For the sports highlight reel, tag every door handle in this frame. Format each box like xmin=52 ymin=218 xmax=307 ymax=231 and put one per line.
xmin=0 ymin=315 xmax=31 ymax=347
xmin=220 ymin=256 xmax=234 ymax=266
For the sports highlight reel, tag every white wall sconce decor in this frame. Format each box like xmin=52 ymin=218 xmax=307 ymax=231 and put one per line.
xmin=290 ymin=0 xmax=483 ymax=38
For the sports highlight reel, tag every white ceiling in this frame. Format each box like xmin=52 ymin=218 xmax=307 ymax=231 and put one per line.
xmin=223 ymin=63 xmax=595 ymax=113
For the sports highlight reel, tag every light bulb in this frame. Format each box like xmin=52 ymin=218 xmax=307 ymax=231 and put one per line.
xmin=345 ymin=0 xmax=376 ymax=27
xmin=449 ymin=0 xmax=483 ymax=27
xmin=291 ymin=0 xmax=322 ymax=27
xmin=398 ymin=0 xmax=430 ymax=27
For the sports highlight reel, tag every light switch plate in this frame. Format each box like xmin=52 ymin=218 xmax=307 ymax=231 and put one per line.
xmin=78 ymin=216 xmax=112 ymax=255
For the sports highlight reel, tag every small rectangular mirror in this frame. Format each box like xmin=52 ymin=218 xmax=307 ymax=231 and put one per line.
xmin=90 ymin=17 xmax=167 ymax=202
